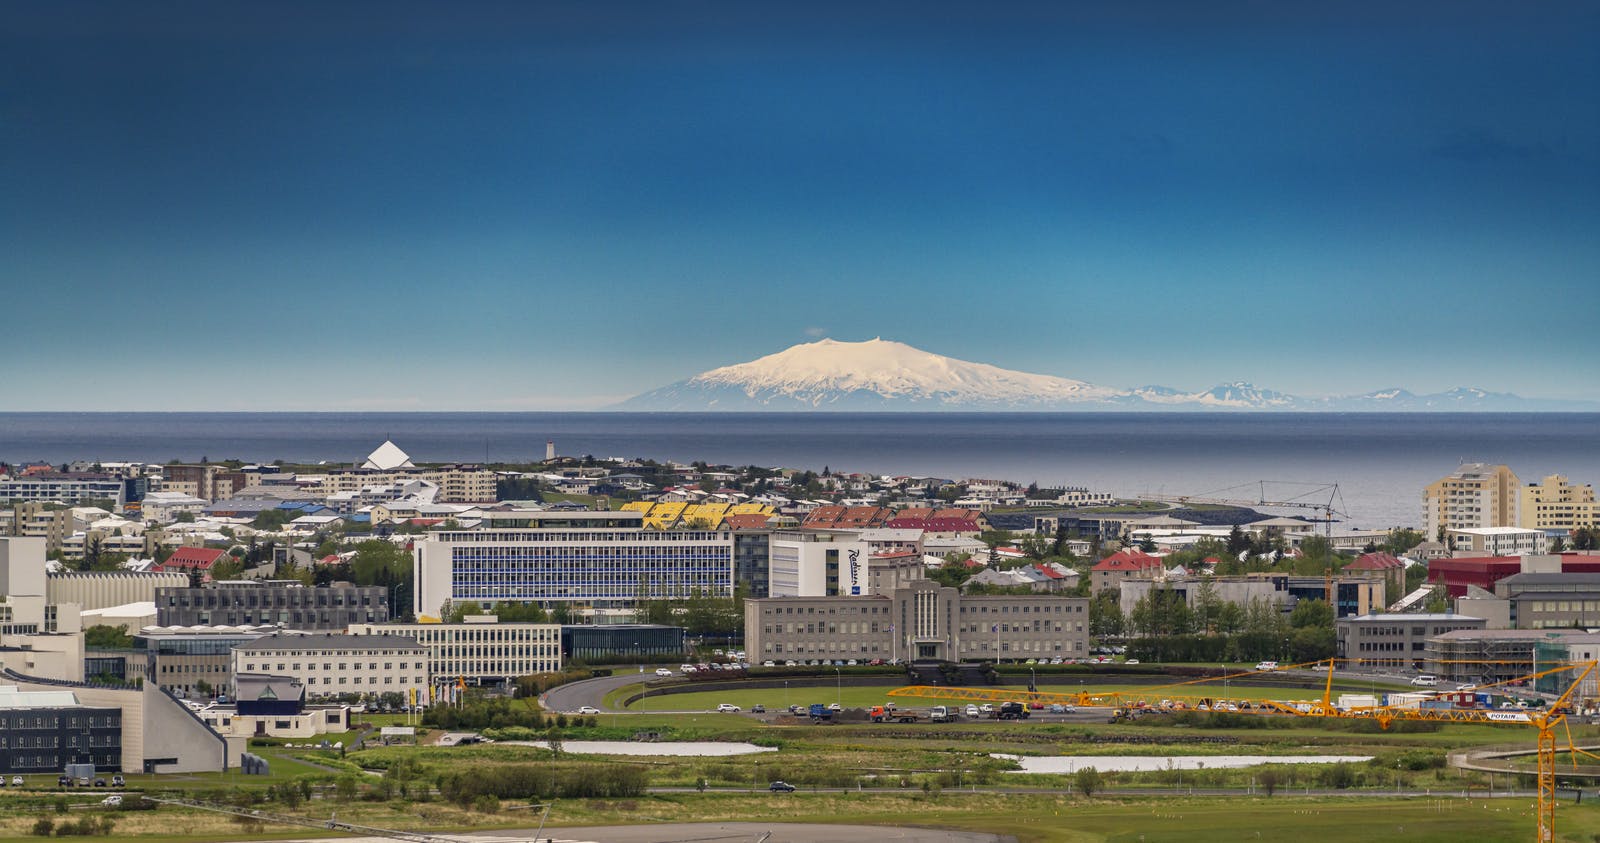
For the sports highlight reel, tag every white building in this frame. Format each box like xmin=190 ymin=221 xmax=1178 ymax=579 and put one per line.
xmin=1447 ymin=527 xmax=1549 ymax=557
xmin=231 ymin=632 xmax=428 ymax=699
xmin=767 ymin=531 xmax=871 ymax=597
xmin=412 ymin=510 xmax=734 ymax=619
xmin=347 ymin=616 xmax=562 ymax=684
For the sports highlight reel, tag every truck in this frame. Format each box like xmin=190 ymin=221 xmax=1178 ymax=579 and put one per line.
xmin=929 ymin=705 xmax=957 ymax=723
xmin=870 ymin=705 xmax=922 ymax=723
xmin=807 ymin=703 xmax=834 ymax=723
xmin=996 ymin=701 xmax=1030 ymax=720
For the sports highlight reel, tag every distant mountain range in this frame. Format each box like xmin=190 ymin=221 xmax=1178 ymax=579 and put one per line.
xmin=616 ymin=338 xmax=1596 ymax=412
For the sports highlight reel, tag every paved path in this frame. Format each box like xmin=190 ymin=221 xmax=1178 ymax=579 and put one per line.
xmin=252 ymin=823 xmax=1009 ymax=843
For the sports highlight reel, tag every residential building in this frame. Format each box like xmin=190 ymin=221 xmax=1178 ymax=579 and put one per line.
xmin=1335 ymin=613 xmax=1486 ymax=669
xmin=1519 ymin=475 xmax=1598 ymax=532
xmin=1446 ymin=527 xmax=1548 ymax=557
xmin=154 ymin=546 xmax=229 ymax=579
xmin=232 ymin=632 xmax=428 ymax=699
xmin=161 ymin=464 xmax=248 ymax=503
xmin=413 ymin=511 xmax=735 ymax=619
xmin=137 ymin=490 xmax=210 ymax=523
xmin=1423 ymin=463 xmax=1520 ymax=539
xmin=0 ymin=473 xmax=127 ymax=508
xmin=0 ymin=502 xmax=73 ymax=551
xmin=157 ymin=582 xmax=390 ymax=629
xmin=1344 ymin=551 xmax=1408 ymax=600
xmin=745 ymin=579 xmax=1089 ymax=664
xmin=0 ymin=538 xmax=85 ymax=681
xmin=1091 ymin=549 xmax=1164 ymax=594
xmin=348 ymin=617 xmax=561 ymax=684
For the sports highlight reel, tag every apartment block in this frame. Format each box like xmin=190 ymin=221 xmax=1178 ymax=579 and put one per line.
xmin=1423 ymin=463 xmax=1519 ymax=539
xmin=1519 ymin=475 xmax=1598 ymax=532
xmin=1446 ymin=526 xmax=1549 ymax=557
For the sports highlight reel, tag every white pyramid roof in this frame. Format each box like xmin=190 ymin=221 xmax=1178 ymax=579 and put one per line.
xmin=362 ymin=440 xmax=415 ymax=470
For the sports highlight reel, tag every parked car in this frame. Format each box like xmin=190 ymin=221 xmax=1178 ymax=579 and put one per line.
xmin=762 ymin=660 xmax=776 ymax=667
xmin=716 ymin=703 xmax=741 ymax=713
xmin=110 ymin=775 xmax=124 ymax=788
xmin=57 ymin=776 xmax=71 ymax=788
xmin=655 ymin=668 xmax=673 ymax=677
xmin=576 ymin=706 xmax=601 ymax=715
xmin=93 ymin=778 xmax=107 ymax=787
xmin=978 ymin=703 xmax=994 ymax=714
xmin=965 ymin=704 xmax=980 ymax=718
xmin=1411 ymin=675 xmax=1439 ymax=687
xmin=769 ymin=780 xmax=797 ymax=792
xmin=828 ymin=702 xmax=841 ymax=711
xmin=1124 ymin=659 xmax=1141 ymax=665
xmin=751 ymin=704 xmax=766 ymax=713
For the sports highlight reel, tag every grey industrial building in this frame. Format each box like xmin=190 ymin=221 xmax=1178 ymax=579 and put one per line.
xmin=155 ymin=581 xmax=389 ymax=630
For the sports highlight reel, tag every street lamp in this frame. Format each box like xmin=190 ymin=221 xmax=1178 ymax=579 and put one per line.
xmin=1029 ymin=667 xmax=1037 ymax=694
xmin=835 ymin=667 xmax=841 ymax=708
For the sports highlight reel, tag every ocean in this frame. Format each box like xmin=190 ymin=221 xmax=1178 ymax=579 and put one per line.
xmin=1 ymin=412 xmax=1596 ymax=530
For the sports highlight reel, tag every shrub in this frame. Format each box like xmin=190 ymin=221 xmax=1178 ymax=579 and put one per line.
xmin=31 ymin=817 xmax=53 ymax=836
xmin=473 ymin=794 xmax=500 ymax=814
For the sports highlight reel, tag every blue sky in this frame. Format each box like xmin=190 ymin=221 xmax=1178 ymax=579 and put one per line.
xmin=3 ymin=1 xmax=1597 ymax=410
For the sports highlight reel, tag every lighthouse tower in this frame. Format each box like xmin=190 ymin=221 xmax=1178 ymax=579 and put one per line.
xmin=545 ymin=440 xmax=555 ymax=461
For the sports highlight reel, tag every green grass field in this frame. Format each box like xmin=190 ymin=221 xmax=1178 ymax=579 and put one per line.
xmin=613 ymin=681 xmax=1393 ymax=712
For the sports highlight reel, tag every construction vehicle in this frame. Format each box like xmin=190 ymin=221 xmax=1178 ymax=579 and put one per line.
xmin=888 ymin=657 xmax=1600 ymax=843
xmin=929 ymin=705 xmax=956 ymax=723
xmin=869 ymin=705 xmax=921 ymax=723
xmin=806 ymin=703 xmax=833 ymax=723
xmin=996 ymin=701 xmax=1030 ymax=720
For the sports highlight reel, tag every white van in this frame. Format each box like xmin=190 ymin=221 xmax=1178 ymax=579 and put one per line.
xmin=1410 ymin=674 xmax=1439 ymax=687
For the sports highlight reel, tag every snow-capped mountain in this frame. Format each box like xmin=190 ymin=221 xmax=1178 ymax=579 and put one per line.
xmin=620 ymin=338 xmax=1122 ymax=410
xmin=616 ymin=338 xmax=1594 ymax=411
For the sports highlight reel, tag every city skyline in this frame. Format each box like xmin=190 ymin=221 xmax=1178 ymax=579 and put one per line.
xmin=4 ymin=2 xmax=1597 ymax=411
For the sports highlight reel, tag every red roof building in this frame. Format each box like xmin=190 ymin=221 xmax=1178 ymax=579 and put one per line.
xmin=1427 ymin=556 xmax=1522 ymax=598
xmin=157 ymin=546 xmax=228 ymax=577
xmin=1090 ymin=549 xmax=1165 ymax=593
xmin=723 ymin=513 xmax=774 ymax=530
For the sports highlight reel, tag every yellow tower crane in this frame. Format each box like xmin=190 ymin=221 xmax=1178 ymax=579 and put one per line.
xmin=888 ymin=658 xmax=1600 ymax=842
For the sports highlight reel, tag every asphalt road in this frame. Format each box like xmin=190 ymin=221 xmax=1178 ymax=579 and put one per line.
xmin=474 ymin=822 xmax=1012 ymax=843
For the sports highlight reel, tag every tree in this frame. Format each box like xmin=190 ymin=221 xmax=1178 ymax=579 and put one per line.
xmin=84 ymin=625 xmax=133 ymax=649
xmin=1259 ymin=768 xmax=1281 ymax=797
xmin=1214 ymin=600 xmax=1245 ymax=635
xmin=1289 ymin=598 xmax=1334 ymax=630
xmin=1192 ymin=580 xmax=1221 ymax=634
xmin=1089 ymin=589 xmax=1124 ymax=638
xmin=1424 ymin=586 xmax=1449 ymax=614
xmin=1073 ymin=766 xmax=1103 ymax=798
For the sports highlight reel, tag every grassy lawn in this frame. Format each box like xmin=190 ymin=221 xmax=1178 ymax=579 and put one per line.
xmin=613 ymin=681 xmax=1401 ymax=713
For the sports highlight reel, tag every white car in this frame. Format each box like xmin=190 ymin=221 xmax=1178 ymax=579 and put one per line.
xmin=978 ymin=703 xmax=994 ymax=714
xmin=101 ymin=796 xmax=122 ymax=807
xmin=655 ymin=668 xmax=673 ymax=677
xmin=1124 ymin=659 xmax=1141 ymax=665
xmin=762 ymin=660 xmax=776 ymax=667
xmin=965 ymin=704 xmax=980 ymax=718
xmin=576 ymin=706 xmax=601 ymax=715
xmin=716 ymin=703 xmax=741 ymax=713
xmin=10 ymin=776 xmax=21 ymax=786
xmin=1255 ymin=661 xmax=1279 ymax=671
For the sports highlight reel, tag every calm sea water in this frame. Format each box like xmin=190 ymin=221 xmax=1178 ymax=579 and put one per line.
xmin=1 ymin=412 xmax=1595 ymax=530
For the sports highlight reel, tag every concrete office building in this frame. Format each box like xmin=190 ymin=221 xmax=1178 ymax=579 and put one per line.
xmin=0 ymin=538 xmax=85 ymax=682
xmin=745 ymin=579 xmax=1089 ymax=664
xmin=412 ymin=511 xmax=734 ymax=619
xmin=1519 ymin=475 xmax=1598 ymax=532
xmin=347 ymin=617 xmax=561 ymax=685
xmin=1424 ymin=463 xmax=1520 ymax=539
xmin=232 ymin=632 xmax=427 ymax=698
xmin=136 ymin=624 xmax=280 ymax=698
xmin=1335 ymin=613 xmax=1486 ymax=669
xmin=0 ymin=673 xmax=239 ymax=773
xmin=1492 ymin=573 xmax=1600 ymax=629
xmin=156 ymin=581 xmax=390 ymax=630
xmin=1446 ymin=527 xmax=1549 ymax=557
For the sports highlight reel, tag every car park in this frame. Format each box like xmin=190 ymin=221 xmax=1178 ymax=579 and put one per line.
xmin=716 ymin=703 xmax=741 ymax=713
xmin=769 ymin=780 xmax=797 ymax=792
xmin=576 ymin=706 xmax=600 ymax=715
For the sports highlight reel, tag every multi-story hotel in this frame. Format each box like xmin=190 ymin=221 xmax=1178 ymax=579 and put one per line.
xmin=412 ymin=510 xmax=735 ymax=619
xmin=1423 ymin=463 xmax=1520 ymax=539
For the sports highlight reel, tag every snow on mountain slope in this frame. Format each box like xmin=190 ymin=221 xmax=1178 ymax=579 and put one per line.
xmin=616 ymin=338 xmax=1595 ymax=411
xmin=679 ymin=338 xmax=1119 ymax=407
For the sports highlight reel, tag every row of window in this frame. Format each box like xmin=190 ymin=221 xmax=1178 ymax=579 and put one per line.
xmin=241 ymin=662 xmax=424 ymax=671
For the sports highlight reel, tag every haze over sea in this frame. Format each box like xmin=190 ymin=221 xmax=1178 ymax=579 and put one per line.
xmin=3 ymin=412 xmax=1596 ymax=531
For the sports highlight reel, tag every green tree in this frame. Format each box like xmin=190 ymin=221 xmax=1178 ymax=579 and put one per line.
xmin=1289 ymin=598 xmax=1334 ymax=629
xmin=1424 ymin=586 xmax=1449 ymax=614
xmin=1088 ymin=589 xmax=1124 ymax=638
xmin=1073 ymin=766 xmax=1103 ymax=797
xmin=1214 ymin=600 xmax=1245 ymax=635
xmin=83 ymin=625 xmax=133 ymax=649
xmin=1192 ymin=580 xmax=1221 ymax=633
